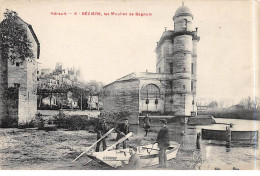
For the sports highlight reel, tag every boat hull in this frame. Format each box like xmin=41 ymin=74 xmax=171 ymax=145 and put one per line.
xmin=86 ymin=141 xmax=180 ymax=168
xmin=202 ymin=128 xmax=259 ymax=141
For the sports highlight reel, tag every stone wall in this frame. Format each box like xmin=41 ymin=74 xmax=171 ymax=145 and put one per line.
xmin=103 ymin=79 xmax=140 ymax=124
xmin=1 ymin=18 xmax=39 ymax=126
xmin=174 ymin=16 xmax=193 ymax=32
xmin=0 ymin=39 xmax=9 ymax=125
xmin=7 ymin=88 xmax=19 ymax=121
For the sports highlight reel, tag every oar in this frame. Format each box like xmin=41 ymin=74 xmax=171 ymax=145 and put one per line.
xmin=71 ymin=128 xmax=114 ymax=163
xmin=105 ymin=132 xmax=133 ymax=151
xmin=83 ymin=132 xmax=133 ymax=166
xmin=142 ymin=147 xmax=159 ymax=151
xmin=215 ymin=123 xmax=235 ymax=126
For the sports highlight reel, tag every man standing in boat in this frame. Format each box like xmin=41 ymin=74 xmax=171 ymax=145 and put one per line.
xmin=95 ymin=116 xmax=109 ymax=152
xmin=115 ymin=117 xmax=130 ymax=149
xmin=156 ymin=119 xmax=170 ymax=168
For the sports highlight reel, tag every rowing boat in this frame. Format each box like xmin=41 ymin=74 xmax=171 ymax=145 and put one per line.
xmin=86 ymin=141 xmax=180 ymax=168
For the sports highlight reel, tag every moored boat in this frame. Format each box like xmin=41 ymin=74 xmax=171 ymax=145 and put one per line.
xmin=86 ymin=141 xmax=180 ymax=168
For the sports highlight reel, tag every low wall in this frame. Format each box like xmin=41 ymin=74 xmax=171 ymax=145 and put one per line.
xmin=187 ymin=115 xmax=216 ymax=125
xmin=37 ymin=110 xmax=100 ymax=117
xmin=139 ymin=115 xmax=175 ymax=124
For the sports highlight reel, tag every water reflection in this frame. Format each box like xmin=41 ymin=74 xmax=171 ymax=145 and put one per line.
xmin=130 ymin=118 xmax=259 ymax=170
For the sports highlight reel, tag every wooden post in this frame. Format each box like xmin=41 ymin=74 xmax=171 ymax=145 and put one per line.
xmin=196 ymin=132 xmax=201 ymax=150
xmin=226 ymin=126 xmax=231 ymax=151
xmin=80 ymin=92 xmax=83 ymax=111
xmin=50 ymin=87 xmax=53 ymax=108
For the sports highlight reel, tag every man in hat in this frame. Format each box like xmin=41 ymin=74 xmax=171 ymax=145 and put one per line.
xmin=95 ymin=116 xmax=109 ymax=152
xmin=156 ymin=119 xmax=170 ymax=168
xmin=126 ymin=145 xmax=142 ymax=170
xmin=143 ymin=114 xmax=152 ymax=137
xmin=115 ymin=117 xmax=130 ymax=149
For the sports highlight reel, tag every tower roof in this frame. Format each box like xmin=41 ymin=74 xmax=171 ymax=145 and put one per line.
xmin=173 ymin=4 xmax=194 ymax=20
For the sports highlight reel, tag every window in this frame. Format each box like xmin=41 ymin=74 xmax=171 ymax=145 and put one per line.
xmin=169 ymin=81 xmax=173 ymax=89
xmin=16 ymin=62 xmax=20 ymax=67
xmin=141 ymin=84 xmax=160 ymax=99
xmin=169 ymin=63 xmax=173 ymax=74
xmin=183 ymin=19 xmax=187 ymax=30
xmin=191 ymin=81 xmax=193 ymax=91
xmin=37 ymin=78 xmax=39 ymax=81
xmin=183 ymin=85 xmax=185 ymax=90
xmin=37 ymin=71 xmax=39 ymax=74
xmin=14 ymin=83 xmax=20 ymax=88
xmin=158 ymin=68 xmax=161 ymax=73
xmin=191 ymin=63 xmax=194 ymax=74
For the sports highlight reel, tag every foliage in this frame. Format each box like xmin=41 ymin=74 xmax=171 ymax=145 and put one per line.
xmin=201 ymin=109 xmax=260 ymax=121
xmin=238 ymin=96 xmax=256 ymax=110
xmin=101 ymin=110 xmax=132 ymax=126
xmin=35 ymin=113 xmax=45 ymax=130
xmin=207 ymin=101 xmax=218 ymax=108
xmin=0 ymin=116 xmax=18 ymax=128
xmin=0 ymin=9 xmax=34 ymax=64
xmin=53 ymin=111 xmax=98 ymax=131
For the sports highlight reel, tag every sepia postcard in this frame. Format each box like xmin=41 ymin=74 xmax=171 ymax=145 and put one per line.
xmin=0 ymin=0 xmax=259 ymax=174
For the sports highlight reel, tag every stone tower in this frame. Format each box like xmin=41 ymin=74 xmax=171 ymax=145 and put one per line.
xmin=155 ymin=3 xmax=200 ymax=116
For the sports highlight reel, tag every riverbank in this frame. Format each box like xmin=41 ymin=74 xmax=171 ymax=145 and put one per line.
xmin=1 ymin=118 xmax=258 ymax=170
xmin=199 ymin=109 xmax=260 ymax=121
xmin=0 ymin=127 xmax=196 ymax=170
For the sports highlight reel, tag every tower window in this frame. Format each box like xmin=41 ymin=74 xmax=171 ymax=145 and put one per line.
xmin=183 ymin=85 xmax=185 ymax=90
xmin=191 ymin=63 xmax=194 ymax=74
xmin=159 ymin=68 xmax=161 ymax=73
xmin=191 ymin=81 xmax=193 ymax=91
xmin=16 ymin=62 xmax=20 ymax=67
xmin=169 ymin=63 xmax=173 ymax=74
xmin=183 ymin=19 xmax=187 ymax=30
xmin=14 ymin=83 xmax=20 ymax=88
xmin=169 ymin=81 xmax=173 ymax=89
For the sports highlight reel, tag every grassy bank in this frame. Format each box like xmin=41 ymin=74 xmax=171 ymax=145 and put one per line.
xmin=199 ymin=109 xmax=260 ymax=121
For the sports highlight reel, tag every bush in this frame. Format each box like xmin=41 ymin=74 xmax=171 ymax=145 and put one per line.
xmin=35 ymin=113 xmax=45 ymax=130
xmin=53 ymin=111 xmax=99 ymax=131
xmin=1 ymin=116 xmax=18 ymax=128
xmin=38 ymin=104 xmax=61 ymax=110
xmin=101 ymin=110 xmax=131 ymax=126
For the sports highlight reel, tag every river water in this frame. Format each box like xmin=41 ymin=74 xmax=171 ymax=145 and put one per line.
xmin=131 ymin=118 xmax=259 ymax=170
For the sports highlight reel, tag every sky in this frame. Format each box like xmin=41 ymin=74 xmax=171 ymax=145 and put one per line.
xmin=0 ymin=0 xmax=259 ymax=105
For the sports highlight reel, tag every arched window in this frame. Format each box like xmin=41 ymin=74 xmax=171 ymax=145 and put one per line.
xmin=141 ymin=84 xmax=160 ymax=99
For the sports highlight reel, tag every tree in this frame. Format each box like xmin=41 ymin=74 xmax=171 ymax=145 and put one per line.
xmin=238 ymin=96 xmax=254 ymax=110
xmin=1 ymin=9 xmax=34 ymax=64
xmin=207 ymin=101 xmax=218 ymax=108
xmin=0 ymin=9 xmax=34 ymax=126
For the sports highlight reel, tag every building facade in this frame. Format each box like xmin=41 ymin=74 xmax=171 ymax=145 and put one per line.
xmin=103 ymin=4 xmax=200 ymax=124
xmin=155 ymin=4 xmax=200 ymax=116
xmin=0 ymin=16 xmax=40 ymax=126
xmin=37 ymin=63 xmax=81 ymax=90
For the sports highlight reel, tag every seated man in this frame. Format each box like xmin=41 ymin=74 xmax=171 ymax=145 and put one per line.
xmin=126 ymin=145 xmax=142 ymax=170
